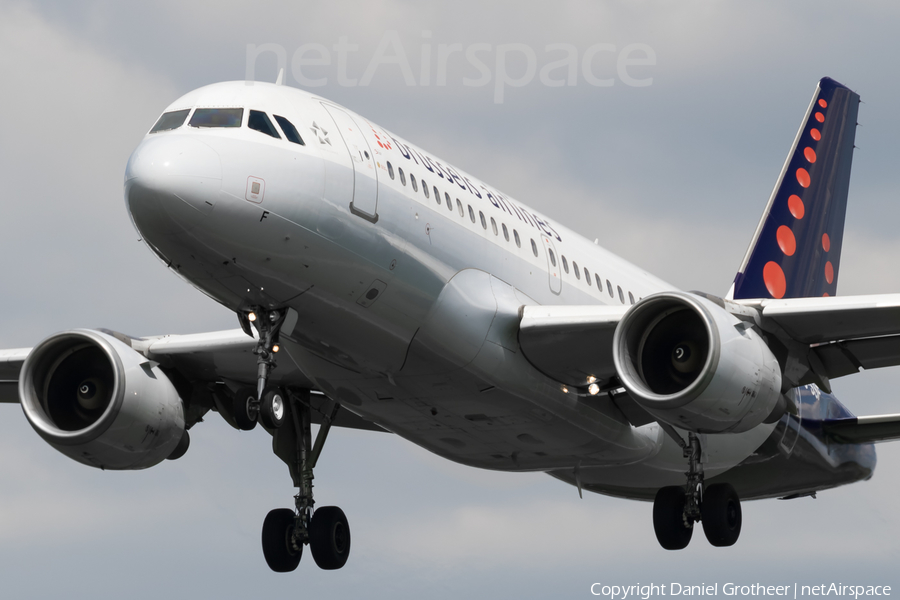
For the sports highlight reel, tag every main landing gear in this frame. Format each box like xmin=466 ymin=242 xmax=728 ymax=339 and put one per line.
xmin=652 ymin=431 xmax=742 ymax=550
xmin=261 ymin=389 xmax=350 ymax=572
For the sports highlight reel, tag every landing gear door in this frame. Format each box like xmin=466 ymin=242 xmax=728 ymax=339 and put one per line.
xmin=322 ymin=104 xmax=378 ymax=221
xmin=541 ymin=235 xmax=562 ymax=295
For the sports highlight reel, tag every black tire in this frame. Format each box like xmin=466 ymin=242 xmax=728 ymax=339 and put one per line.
xmin=233 ymin=386 xmax=258 ymax=431
xmin=261 ymin=508 xmax=302 ymax=572
xmin=653 ymin=486 xmax=693 ymax=550
xmin=259 ymin=386 xmax=287 ymax=429
xmin=309 ymin=506 xmax=351 ymax=570
xmin=701 ymin=483 xmax=741 ymax=547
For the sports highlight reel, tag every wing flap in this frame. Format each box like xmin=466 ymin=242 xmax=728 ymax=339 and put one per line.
xmin=518 ymin=304 xmax=628 ymax=387
xmin=822 ymin=413 xmax=900 ymax=444
xmin=814 ymin=335 xmax=900 ymax=379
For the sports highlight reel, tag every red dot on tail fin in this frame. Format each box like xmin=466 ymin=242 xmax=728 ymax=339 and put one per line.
xmin=763 ymin=262 xmax=786 ymax=299
xmin=822 ymin=233 xmax=831 ymax=252
xmin=818 ymin=99 xmax=828 ymax=108
xmin=777 ymin=226 xmax=796 ymax=256
xmin=815 ymin=112 xmax=825 ymax=123
xmin=825 ymin=261 xmax=834 ymax=284
xmin=810 ymin=128 xmax=821 ymax=141
xmin=788 ymin=195 xmax=805 ymax=219
xmin=796 ymin=168 xmax=811 ymax=188
xmin=804 ymin=147 xmax=817 ymax=163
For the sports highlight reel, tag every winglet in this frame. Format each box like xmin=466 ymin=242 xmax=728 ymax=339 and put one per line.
xmin=730 ymin=78 xmax=860 ymax=300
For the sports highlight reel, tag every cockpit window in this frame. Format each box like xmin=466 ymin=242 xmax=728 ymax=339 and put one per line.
xmin=189 ymin=108 xmax=243 ymax=128
xmin=274 ymin=115 xmax=305 ymax=145
xmin=149 ymin=109 xmax=190 ymax=133
xmin=248 ymin=110 xmax=281 ymax=139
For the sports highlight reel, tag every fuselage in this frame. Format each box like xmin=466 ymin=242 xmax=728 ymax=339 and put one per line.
xmin=124 ymin=81 xmax=874 ymax=501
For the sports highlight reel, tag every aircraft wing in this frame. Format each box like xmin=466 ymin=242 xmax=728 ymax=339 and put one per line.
xmin=518 ymin=304 xmax=629 ymax=387
xmin=519 ymin=293 xmax=900 ymax=390
xmin=735 ymin=294 xmax=900 ymax=380
xmin=0 ymin=348 xmax=30 ymax=403
xmin=0 ymin=329 xmax=385 ymax=433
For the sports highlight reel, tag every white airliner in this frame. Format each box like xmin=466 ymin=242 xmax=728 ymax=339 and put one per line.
xmin=3 ymin=74 xmax=900 ymax=570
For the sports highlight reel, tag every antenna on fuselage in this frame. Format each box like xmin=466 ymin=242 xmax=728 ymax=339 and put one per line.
xmin=275 ymin=68 xmax=284 ymax=86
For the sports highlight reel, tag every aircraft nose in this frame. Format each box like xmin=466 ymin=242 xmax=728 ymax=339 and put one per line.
xmin=125 ymin=135 xmax=222 ymax=236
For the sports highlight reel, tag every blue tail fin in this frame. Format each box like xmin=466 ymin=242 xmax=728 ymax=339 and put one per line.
xmin=730 ymin=77 xmax=860 ymax=300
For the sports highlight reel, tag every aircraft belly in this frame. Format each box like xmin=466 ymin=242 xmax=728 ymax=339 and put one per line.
xmin=547 ymin=415 xmax=875 ymax=501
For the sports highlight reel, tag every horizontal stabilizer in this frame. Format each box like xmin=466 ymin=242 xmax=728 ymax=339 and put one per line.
xmin=822 ymin=414 xmax=900 ymax=444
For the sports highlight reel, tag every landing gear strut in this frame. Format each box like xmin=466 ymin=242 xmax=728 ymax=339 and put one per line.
xmin=652 ymin=430 xmax=742 ymax=549
xmin=261 ymin=389 xmax=350 ymax=572
xmin=234 ymin=308 xmax=287 ymax=431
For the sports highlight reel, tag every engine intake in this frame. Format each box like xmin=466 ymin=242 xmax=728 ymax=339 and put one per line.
xmin=613 ymin=292 xmax=782 ymax=433
xmin=19 ymin=329 xmax=186 ymax=469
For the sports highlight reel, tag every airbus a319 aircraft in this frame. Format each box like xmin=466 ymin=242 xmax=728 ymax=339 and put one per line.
xmin=3 ymin=74 xmax=900 ymax=571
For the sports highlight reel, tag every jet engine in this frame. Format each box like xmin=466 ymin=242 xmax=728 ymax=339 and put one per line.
xmin=19 ymin=329 xmax=187 ymax=470
xmin=613 ymin=292 xmax=781 ymax=433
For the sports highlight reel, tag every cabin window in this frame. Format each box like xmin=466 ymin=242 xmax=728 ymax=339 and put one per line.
xmin=423 ymin=181 xmax=430 ymax=198
xmin=248 ymin=110 xmax=281 ymax=139
xmin=399 ymin=168 xmax=406 ymax=186
xmin=628 ymin=291 xmax=635 ymax=304
xmin=561 ymin=256 xmax=569 ymax=274
xmin=618 ymin=286 xmax=625 ymax=303
xmin=479 ymin=211 xmax=487 ymax=230
xmin=468 ymin=205 xmax=476 ymax=223
xmin=502 ymin=223 xmax=510 ymax=241
xmin=531 ymin=239 xmax=538 ymax=256
xmin=189 ymin=108 xmax=243 ymax=128
xmin=490 ymin=217 xmax=498 ymax=236
xmin=514 ymin=230 xmax=521 ymax=248
xmin=150 ymin=109 xmax=190 ymax=133
xmin=387 ymin=161 xmax=395 ymax=180
xmin=274 ymin=115 xmax=305 ymax=145
xmin=446 ymin=192 xmax=453 ymax=211
xmin=595 ymin=273 xmax=602 ymax=289
xmin=411 ymin=174 xmax=418 ymax=192
xmin=607 ymin=280 xmax=614 ymax=297
xmin=573 ymin=261 xmax=581 ymax=280
xmin=585 ymin=268 xmax=591 ymax=286
xmin=548 ymin=249 xmax=557 ymax=267
xmin=434 ymin=186 xmax=441 ymax=205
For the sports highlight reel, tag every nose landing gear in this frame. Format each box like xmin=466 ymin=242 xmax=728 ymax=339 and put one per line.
xmin=233 ymin=308 xmax=287 ymax=431
xmin=260 ymin=389 xmax=350 ymax=572
xmin=652 ymin=430 xmax=742 ymax=550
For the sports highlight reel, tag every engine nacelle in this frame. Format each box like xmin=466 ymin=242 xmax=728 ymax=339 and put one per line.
xmin=19 ymin=329 xmax=186 ymax=470
xmin=613 ymin=292 xmax=782 ymax=433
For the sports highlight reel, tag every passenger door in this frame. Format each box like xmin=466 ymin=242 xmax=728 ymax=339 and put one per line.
xmin=322 ymin=104 xmax=378 ymax=220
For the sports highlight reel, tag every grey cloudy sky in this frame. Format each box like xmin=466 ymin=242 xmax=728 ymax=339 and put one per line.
xmin=2 ymin=1 xmax=900 ymax=598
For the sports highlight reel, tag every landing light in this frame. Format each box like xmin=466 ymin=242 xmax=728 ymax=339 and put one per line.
xmin=272 ymin=345 xmax=280 ymax=353
xmin=586 ymin=375 xmax=597 ymax=384
xmin=588 ymin=383 xmax=600 ymax=396
xmin=248 ymin=312 xmax=257 ymax=322
xmin=561 ymin=386 xmax=569 ymax=394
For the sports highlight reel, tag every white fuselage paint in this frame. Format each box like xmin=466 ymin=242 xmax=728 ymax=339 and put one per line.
xmin=125 ymin=81 xmax=807 ymax=500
